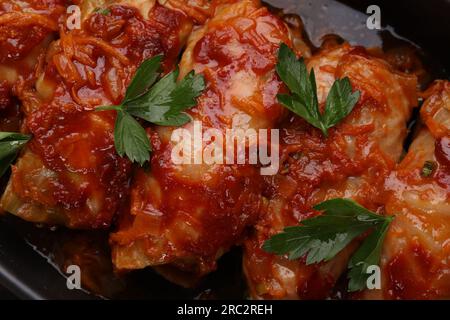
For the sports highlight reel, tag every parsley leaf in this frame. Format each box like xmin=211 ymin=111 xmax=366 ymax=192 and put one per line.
xmin=347 ymin=218 xmax=392 ymax=292
xmin=263 ymin=199 xmax=384 ymax=263
xmin=127 ymin=69 xmax=205 ymax=126
xmin=114 ymin=109 xmax=151 ymax=166
xmin=263 ymin=198 xmax=393 ymax=292
xmin=94 ymin=8 xmax=111 ymax=16
xmin=421 ymin=160 xmax=437 ymax=177
xmin=97 ymin=55 xmax=205 ymax=165
xmin=0 ymin=132 xmax=31 ymax=177
xmin=323 ymin=77 xmax=361 ymax=129
xmin=123 ymin=55 xmax=162 ymax=103
xmin=276 ymin=43 xmax=361 ymax=137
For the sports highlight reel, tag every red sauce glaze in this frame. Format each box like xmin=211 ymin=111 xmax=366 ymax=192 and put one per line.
xmin=111 ymin=1 xmax=293 ymax=274
xmin=435 ymin=136 xmax=450 ymax=190
xmin=435 ymin=136 xmax=450 ymax=167
xmin=113 ymin=131 xmax=265 ymax=273
xmin=193 ymin=26 xmax=278 ymax=76
xmin=296 ymin=270 xmax=336 ymax=300
xmin=190 ymin=7 xmax=290 ymax=127
xmin=0 ymin=101 xmax=21 ymax=132
xmin=84 ymin=5 xmax=188 ymax=73
xmin=243 ymin=44 xmax=417 ymax=300
xmin=0 ymin=0 xmax=65 ymax=63
xmin=0 ymin=0 xmax=67 ymax=133
xmin=243 ymin=112 xmax=392 ymax=299
xmin=0 ymin=81 xmax=20 ymax=131
xmin=37 ymin=4 xmax=190 ymax=107
xmin=267 ymin=94 xmax=392 ymax=216
xmin=0 ymin=80 xmax=11 ymax=108
xmin=153 ymin=138 xmax=262 ymax=256
xmin=385 ymin=245 xmax=439 ymax=300
xmin=25 ymin=108 xmax=131 ymax=225
xmin=10 ymin=4 xmax=192 ymax=228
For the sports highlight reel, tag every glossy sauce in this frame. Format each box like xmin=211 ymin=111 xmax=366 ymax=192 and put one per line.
xmin=0 ymin=0 xmax=448 ymax=299
xmin=0 ymin=0 xmax=66 ymax=129
xmin=110 ymin=0 xmax=294 ymax=276
xmin=4 ymin=3 xmax=192 ymax=229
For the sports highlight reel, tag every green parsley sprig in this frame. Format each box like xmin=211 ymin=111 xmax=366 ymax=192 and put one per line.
xmin=93 ymin=7 xmax=111 ymax=16
xmin=263 ymin=198 xmax=393 ymax=292
xmin=421 ymin=160 xmax=437 ymax=177
xmin=97 ymin=55 xmax=205 ymax=166
xmin=0 ymin=132 xmax=31 ymax=177
xmin=276 ymin=43 xmax=361 ymax=137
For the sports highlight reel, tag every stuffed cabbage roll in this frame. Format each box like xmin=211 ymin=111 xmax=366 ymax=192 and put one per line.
xmin=0 ymin=0 xmax=194 ymax=228
xmin=361 ymin=81 xmax=450 ymax=299
xmin=110 ymin=0 xmax=309 ymax=276
xmin=243 ymin=43 xmax=418 ymax=299
xmin=0 ymin=0 xmax=66 ymax=130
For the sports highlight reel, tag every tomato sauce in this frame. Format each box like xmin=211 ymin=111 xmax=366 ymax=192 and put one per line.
xmin=0 ymin=0 xmax=67 ymax=131
xmin=0 ymin=0 xmax=65 ymax=63
xmin=0 ymin=0 xmax=448 ymax=300
xmin=110 ymin=0 xmax=294 ymax=275
xmin=9 ymin=3 xmax=192 ymax=228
